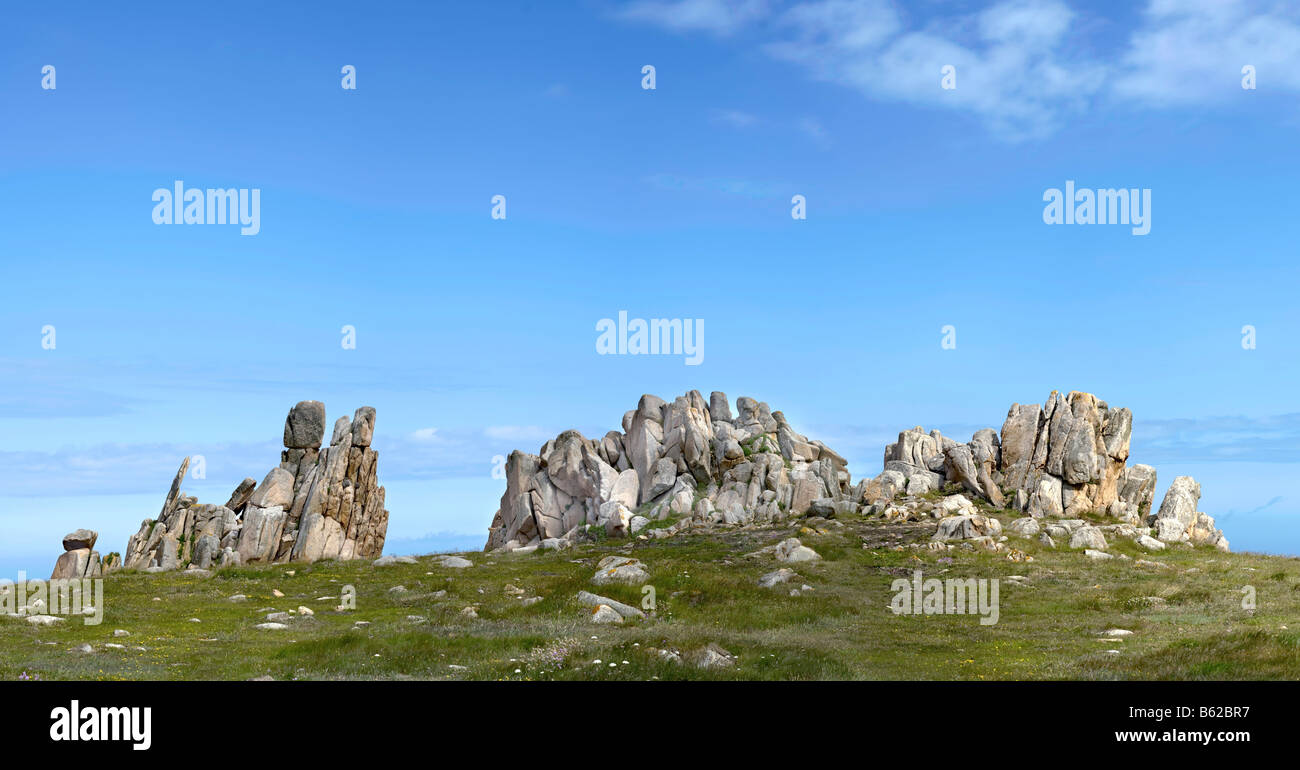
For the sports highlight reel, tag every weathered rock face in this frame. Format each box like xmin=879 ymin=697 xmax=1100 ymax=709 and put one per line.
xmin=283 ymin=400 xmax=327 ymax=449
xmin=123 ymin=402 xmax=390 ymax=572
xmin=484 ymin=390 xmax=856 ymax=551
xmin=866 ymin=390 xmax=1229 ymax=552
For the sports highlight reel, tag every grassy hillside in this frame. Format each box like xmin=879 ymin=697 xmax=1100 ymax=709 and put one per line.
xmin=3 ymin=498 xmax=1296 ymax=681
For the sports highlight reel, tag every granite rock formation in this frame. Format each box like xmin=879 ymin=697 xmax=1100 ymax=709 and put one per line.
xmin=485 ymin=390 xmax=855 ymax=551
xmin=868 ymin=390 xmax=1228 ymax=552
xmin=483 ymin=389 xmax=1229 ymax=555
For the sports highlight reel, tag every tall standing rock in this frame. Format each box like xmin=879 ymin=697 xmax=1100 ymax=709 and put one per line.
xmin=280 ymin=403 xmax=388 ymax=563
xmin=352 ymin=406 xmax=376 ymax=447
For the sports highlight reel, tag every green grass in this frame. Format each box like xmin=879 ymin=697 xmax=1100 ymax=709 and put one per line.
xmin=3 ymin=510 xmax=1297 ymax=680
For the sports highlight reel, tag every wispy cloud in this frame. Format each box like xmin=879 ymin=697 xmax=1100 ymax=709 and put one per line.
xmin=618 ymin=0 xmax=774 ymax=35
xmin=0 ymin=359 xmax=144 ymax=418
xmin=1132 ymin=412 xmax=1300 ymax=464
xmin=797 ymin=116 xmax=829 ymax=145
xmin=618 ymin=0 xmax=1300 ymax=141
xmin=1113 ymin=0 xmax=1300 ymax=105
xmin=764 ymin=0 xmax=1105 ymax=140
xmin=483 ymin=425 xmax=552 ymax=442
xmin=710 ymin=108 xmax=760 ymax=128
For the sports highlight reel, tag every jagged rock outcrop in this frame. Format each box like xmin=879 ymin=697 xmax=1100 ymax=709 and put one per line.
xmin=866 ymin=390 xmax=1229 ymax=552
xmin=484 ymin=390 xmax=856 ymax=551
xmin=481 ymin=388 xmax=1229 ymax=555
xmin=123 ymin=402 xmax=390 ymax=571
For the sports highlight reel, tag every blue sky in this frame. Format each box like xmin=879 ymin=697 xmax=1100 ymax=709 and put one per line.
xmin=2 ymin=0 xmax=1300 ymax=575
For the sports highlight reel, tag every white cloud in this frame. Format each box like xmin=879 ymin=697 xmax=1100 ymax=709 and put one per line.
xmin=619 ymin=0 xmax=1300 ymax=141
xmin=1113 ymin=0 xmax=1300 ymax=104
xmin=710 ymin=108 xmax=760 ymax=128
xmin=483 ymin=425 xmax=552 ymax=442
xmin=618 ymin=0 xmax=773 ymax=35
xmin=411 ymin=427 xmax=440 ymax=441
xmin=766 ymin=0 xmax=1105 ymax=140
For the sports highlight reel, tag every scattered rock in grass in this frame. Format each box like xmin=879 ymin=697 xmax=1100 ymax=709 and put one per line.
xmin=693 ymin=643 xmax=735 ymax=669
xmin=1103 ymin=629 xmax=1134 ymax=637
xmin=1136 ymin=535 xmax=1166 ymax=552
xmin=113 ymin=629 xmax=130 ymax=637
xmin=651 ymin=648 xmax=682 ymax=664
xmin=26 ymin=615 xmax=64 ymax=627
xmin=576 ymin=590 xmax=644 ymax=619
xmin=589 ymin=604 xmax=623 ymax=624
xmin=461 ymin=606 xmax=479 ymax=619
xmin=255 ymin=622 xmax=288 ymax=630
xmin=774 ymin=538 xmax=821 ymax=563
xmin=228 ymin=594 xmax=248 ymax=602
xmin=1084 ymin=549 xmax=1113 ymax=560
xmin=933 ymin=513 xmax=1002 ymax=542
xmin=297 ymin=606 xmax=314 ymax=616
xmin=373 ymin=555 xmax=417 ymax=566
xmin=436 ymin=556 xmax=473 ymax=569
xmin=592 ymin=556 xmax=650 ymax=586
xmin=71 ymin=644 xmax=93 ymax=654
xmin=759 ymin=568 xmax=797 ymax=588
xmin=1069 ymin=526 xmax=1108 ymax=551
xmin=1006 ymin=517 xmax=1041 ymax=538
